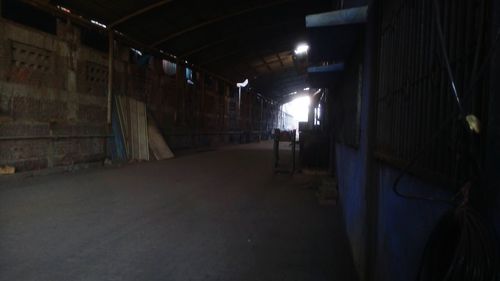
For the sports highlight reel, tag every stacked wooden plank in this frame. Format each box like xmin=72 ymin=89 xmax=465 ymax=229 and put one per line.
xmin=115 ymin=95 xmax=174 ymax=161
xmin=147 ymin=114 xmax=174 ymax=160
xmin=115 ymin=95 xmax=150 ymax=161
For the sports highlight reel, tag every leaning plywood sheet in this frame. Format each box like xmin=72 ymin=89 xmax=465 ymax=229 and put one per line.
xmin=147 ymin=115 xmax=174 ymax=160
xmin=116 ymin=95 xmax=130 ymax=158
xmin=135 ymin=98 xmax=149 ymax=160
xmin=115 ymin=95 xmax=149 ymax=161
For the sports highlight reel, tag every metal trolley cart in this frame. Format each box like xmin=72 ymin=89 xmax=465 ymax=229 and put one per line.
xmin=273 ymin=129 xmax=297 ymax=175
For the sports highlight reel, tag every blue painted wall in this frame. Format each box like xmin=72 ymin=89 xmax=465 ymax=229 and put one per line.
xmin=335 ymin=1 xmax=500 ymax=280
xmin=486 ymin=0 xmax=500 ymax=257
xmin=374 ymin=166 xmax=451 ymax=281
xmin=334 ymin=34 xmax=373 ymax=281
xmin=335 ymin=144 xmax=367 ymax=279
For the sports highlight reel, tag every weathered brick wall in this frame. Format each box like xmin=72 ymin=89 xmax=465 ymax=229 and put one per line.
xmin=0 ymin=17 xmax=282 ymax=172
xmin=0 ymin=19 xmax=109 ymax=172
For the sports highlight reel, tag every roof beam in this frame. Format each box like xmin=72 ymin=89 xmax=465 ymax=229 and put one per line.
xmin=246 ymin=62 xmax=260 ymax=78
xmin=276 ymin=53 xmax=285 ymax=67
xmin=200 ymin=40 xmax=293 ymax=68
xmin=196 ymin=30 xmax=303 ymax=70
xmin=178 ymin=19 xmax=301 ymax=59
xmin=200 ymin=49 xmax=242 ymax=66
xmin=179 ymin=19 xmax=304 ymax=58
xmin=151 ymin=0 xmax=293 ymax=47
xmin=178 ymin=38 xmax=230 ymax=59
xmin=109 ymin=0 xmax=174 ymax=28
xmin=20 ymin=0 xmax=244 ymax=89
xmin=260 ymin=56 xmax=273 ymax=72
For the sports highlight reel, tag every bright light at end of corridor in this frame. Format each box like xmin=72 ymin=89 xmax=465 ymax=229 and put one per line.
xmin=294 ymin=43 xmax=309 ymax=55
xmin=283 ymin=96 xmax=310 ymax=122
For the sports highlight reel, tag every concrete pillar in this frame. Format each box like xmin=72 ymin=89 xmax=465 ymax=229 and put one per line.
xmin=363 ymin=0 xmax=380 ymax=280
xmin=485 ymin=0 xmax=500 ymax=236
xmin=259 ymin=97 xmax=263 ymax=141
xmin=64 ymin=20 xmax=80 ymax=122
xmin=107 ymin=31 xmax=114 ymax=125
xmin=199 ymin=71 xmax=205 ymax=133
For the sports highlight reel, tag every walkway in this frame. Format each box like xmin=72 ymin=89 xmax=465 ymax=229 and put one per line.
xmin=0 ymin=142 xmax=357 ymax=281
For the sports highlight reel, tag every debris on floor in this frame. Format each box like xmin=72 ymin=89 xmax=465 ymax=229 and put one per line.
xmin=316 ymin=177 xmax=338 ymax=206
xmin=0 ymin=165 xmax=15 ymax=175
xmin=103 ymin=158 xmax=113 ymax=166
xmin=301 ymin=168 xmax=330 ymax=176
xmin=293 ymin=169 xmax=339 ymax=206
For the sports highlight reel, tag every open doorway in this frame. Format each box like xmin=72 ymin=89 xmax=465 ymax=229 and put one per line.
xmin=282 ymin=96 xmax=310 ymax=130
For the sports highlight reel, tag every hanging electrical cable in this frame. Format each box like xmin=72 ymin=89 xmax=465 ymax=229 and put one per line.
xmin=387 ymin=0 xmax=499 ymax=280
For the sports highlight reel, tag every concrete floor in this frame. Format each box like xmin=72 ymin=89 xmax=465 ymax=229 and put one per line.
xmin=0 ymin=141 xmax=357 ymax=281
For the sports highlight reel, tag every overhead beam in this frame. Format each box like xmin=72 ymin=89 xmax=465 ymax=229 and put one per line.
xmin=198 ymin=36 xmax=299 ymax=69
xmin=151 ymin=0 xmax=293 ymax=47
xmin=201 ymin=43 xmax=291 ymax=69
xmin=260 ymin=55 xmax=273 ymax=72
xmin=109 ymin=0 xmax=174 ymax=28
xmin=306 ymin=6 xmax=368 ymax=28
xmin=179 ymin=19 xmax=304 ymax=58
xmin=178 ymin=38 xmax=230 ymax=59
xmin=20 ymin=0 xmax=244 ymax=90
xmin=246 ymin=62 xmax=260 ymax=78
xmin=178 ymin=19 xmax=301 ymax=59
xmin=200 ymin=49 xmax=242 ymax=66
xmin=107 ymin=31 xmax=114 ymax=124
xmin=276 ymin=53 xmax=284 ymax=67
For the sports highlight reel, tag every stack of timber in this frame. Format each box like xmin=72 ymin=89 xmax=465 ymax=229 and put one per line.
xmin=116 ymin=95 xmax=149 ymax=161
xmin=147 ymin=114 xmax=174 ymax=160
xmin=115 ymin=95 xmax=174 ymax=161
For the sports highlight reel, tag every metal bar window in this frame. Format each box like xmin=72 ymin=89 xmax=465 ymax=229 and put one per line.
xmin=375 ymin=0 xmax=490 ymax=186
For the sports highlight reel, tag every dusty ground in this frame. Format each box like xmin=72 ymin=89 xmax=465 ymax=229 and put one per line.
xmin=0 ymin=141 xmax=357 ymax=281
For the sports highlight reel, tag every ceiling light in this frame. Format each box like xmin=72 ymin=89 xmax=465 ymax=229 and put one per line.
xmin=90 ymin=19 xmax=107 ymax=29
xmin=237 ymin=79 xmax=249 ymax=88
xmin=131 ymin=48 xmax=142 ymax=56
xmin=57 ymin=5 xmax=71 ymax=13
xmin=294 ymin=43 xmax=309 ymax=55
xmin=304 ymin=87 xmax=310 ymax=91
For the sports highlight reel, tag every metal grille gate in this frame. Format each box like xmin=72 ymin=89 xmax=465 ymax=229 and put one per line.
xmin=375 ymin=0 xmax=490 ymax=185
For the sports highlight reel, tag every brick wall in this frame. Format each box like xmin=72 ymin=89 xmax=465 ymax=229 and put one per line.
xmin=0 ymin=19 xmax=108 ymax=172
xmin=0 ymin=17 xmax=282 ymax=172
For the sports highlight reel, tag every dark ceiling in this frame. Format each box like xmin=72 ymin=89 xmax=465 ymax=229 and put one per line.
xmin=40 ymin=0 xmax=339 ymax=99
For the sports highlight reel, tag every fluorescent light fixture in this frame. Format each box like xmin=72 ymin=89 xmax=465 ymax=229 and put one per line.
xmin=294 ymin=43 xmax=309 ymax=55
xmin=90 ymin=19 xmax=107 ymax=29
xmin=131 ymin=48 xmax=142 ymax=56
xmin=57 ymin=5 xmax=71 ymax=13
